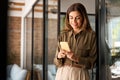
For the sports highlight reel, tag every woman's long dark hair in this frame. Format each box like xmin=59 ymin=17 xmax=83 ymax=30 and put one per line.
xmin=63 ymin=3 xmax=92 ymax=32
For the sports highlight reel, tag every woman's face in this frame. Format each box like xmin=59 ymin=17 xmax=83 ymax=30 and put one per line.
xmin=69 ymin=11 xmax=83 ymax=31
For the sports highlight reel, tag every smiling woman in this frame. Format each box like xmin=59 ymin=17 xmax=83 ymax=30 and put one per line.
xmin=54 ymin=3 xmax=97 ymax=80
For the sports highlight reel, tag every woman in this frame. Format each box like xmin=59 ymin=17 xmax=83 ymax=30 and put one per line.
xmin=54 ymin=3 xmax=97 ymax=80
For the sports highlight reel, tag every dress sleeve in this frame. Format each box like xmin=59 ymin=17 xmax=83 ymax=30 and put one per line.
xmin=53 ymin=35 xmax=64 ymax=67
xmin=78 ymin=32 xmax=97 ymax=69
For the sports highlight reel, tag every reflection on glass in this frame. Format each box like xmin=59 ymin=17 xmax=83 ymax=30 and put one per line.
xmin=26 ymin=11 xmax=32 ymax=70
xmin=48 ymin=0 xmax=58 ymax=80
xmin=105 ymin=0 xmax=120 ymax=79
xmin=32 ymin=0 xmax=43 ymax=80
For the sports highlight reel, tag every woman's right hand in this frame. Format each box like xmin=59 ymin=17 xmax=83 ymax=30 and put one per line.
xmin=57 ymin=49 xmax=66 ymax=58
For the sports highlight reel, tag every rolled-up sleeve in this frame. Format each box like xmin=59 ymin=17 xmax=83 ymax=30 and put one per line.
xmin=53 ymin=42 xmax=63 ymax=67
xmin=54 ymin=32 xmax=69 ymax=67
xmin=53 ymin=34 xmax=64 ymax=67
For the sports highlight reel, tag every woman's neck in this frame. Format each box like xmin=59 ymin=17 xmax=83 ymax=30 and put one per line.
xmin=73 ymin=28 xmax=82 ymax=34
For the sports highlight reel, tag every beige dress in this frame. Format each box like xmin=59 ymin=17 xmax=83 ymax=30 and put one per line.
xmin=54 ymin=30 xmax=97 ymax=80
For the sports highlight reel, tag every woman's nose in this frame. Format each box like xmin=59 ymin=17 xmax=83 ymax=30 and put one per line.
xmin=73 ymin=18 xmax=77 ymax=23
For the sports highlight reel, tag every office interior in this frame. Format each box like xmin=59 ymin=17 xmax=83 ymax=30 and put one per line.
xmin=0 ymin=0 xmax=120 ymax=80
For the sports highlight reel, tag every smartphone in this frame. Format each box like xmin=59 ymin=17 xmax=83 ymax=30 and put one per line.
xmin=60 ymin=42 xmax=70 ymax=51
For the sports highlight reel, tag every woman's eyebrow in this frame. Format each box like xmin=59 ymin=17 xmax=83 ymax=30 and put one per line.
xmin=69 ymin=15 xmax=81 ymax=17
xmin=69 ymin=15 xmax=73 ymax=17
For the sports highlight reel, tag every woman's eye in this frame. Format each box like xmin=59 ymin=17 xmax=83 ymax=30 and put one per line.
xmin=69 ymin=17 xmax=73 ymax=19
xmin=69 ymin=16 xmax=81 ymax=20
xmin=76 ymin=17 xmax=81 ymax=20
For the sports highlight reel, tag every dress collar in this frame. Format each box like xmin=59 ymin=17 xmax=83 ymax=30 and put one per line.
xmin=69 ymin=29 xmax=84 ymax=37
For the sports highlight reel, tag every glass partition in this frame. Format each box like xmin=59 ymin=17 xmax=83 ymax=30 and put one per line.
xmin=105 ymin=0 xmax=120 ymax=79
xmin=24 ymin=0 xmax=58 ymax=79
xmin=24 ymin=0 xmax=44 ymax=79
xmin=47 ymin=0 xmax=58 ymax=80
xmin=31 ymin=0 xmax=58 ymax=80
xmin=32 ymin=0 xmax=44 ymax=80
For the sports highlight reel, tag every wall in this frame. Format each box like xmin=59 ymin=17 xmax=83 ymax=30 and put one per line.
xmin=61 ymin=0 xmax=95 ymax=14
xmin=7 ymin=17 xmax=21 ymax=65
xmin=7 ymin=16 xmax=58 ymax=65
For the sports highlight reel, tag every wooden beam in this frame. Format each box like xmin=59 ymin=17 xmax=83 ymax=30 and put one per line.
xmin=9 ymin=2 xmax=25 ymax=6
xmin=9 ymin=2 xmax=57 ymax=7
xmin=8 ymin=7 xmax=52 ymax=13
xmin=9 ymin=7 xmax=22 ymax=11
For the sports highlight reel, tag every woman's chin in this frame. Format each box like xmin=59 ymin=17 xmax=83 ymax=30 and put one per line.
xmin=72 ymin=27 xmax=79 ymax=30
